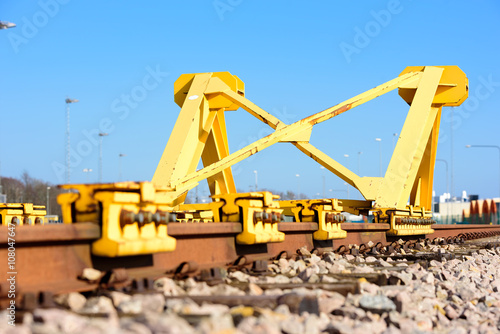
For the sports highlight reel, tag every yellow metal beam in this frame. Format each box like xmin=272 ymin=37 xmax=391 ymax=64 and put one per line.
xmin=170 ymin=71 xmax=422 ymax=191
xmin=201 ymin=109 xmax=237 ymax=195
xmin=152 ymin=66 xmax=468 ymax=233
xmin=293 ymin=142 xmax=382 ymax=200
xmin=205 ymin=77 xmax=284 ymax=130
xmin=375 ymin=67 xmax=443 ymax=209
xmin=409 ymin=107 xmax=442 ymax=210
xmin=152 ymin=73 xmax=214 ymax=188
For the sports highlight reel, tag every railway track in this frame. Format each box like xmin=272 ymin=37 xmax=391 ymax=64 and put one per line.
xmin=2 ymin=222 xmax=500 ymax=311
xmin=3 ymin=228 xmax=500 ymax=333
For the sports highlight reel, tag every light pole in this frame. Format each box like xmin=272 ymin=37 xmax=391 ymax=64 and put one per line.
xmin=450 ymin=109 xmax=455 ymax=198
xmin=0 ymin=21 xmax=16 ymax=29
xmin=0 ymin=161 xmax=3 ymax=196
xmin=466 ymin=145 xmax=500 ymax=198
xmin=329 ymin=188 xmax=348 ymax=197
xmin=98 ymin=133 xmax=109 ymax=183
xmin=435 ymin=158 xmax=449 ymax=223
xmin=375 ymin=138 xmax=382 ymax=177
xmin=83 ymin=168 xmax=93 ymax=183
xmin=357 ymin=152 xmax=362 ymax=175
xmin=253 ymin=170 xmax=258 ymax=192
xmin=320 ymin=166 xmax=326 ymax=198
xmin=435 ymin=159 xmax=449 ymax=196
xmin=65 ymin=98 xmax=79 ymax=184
xmin=296 ymin=174 xmax=300 ymax=200
xmin=46 ymin=186 xmax=50 ymax=215
xmin=119 ymin=153 xmax=126 ymax=181
xmin=343 ymin=154 xmax=350 ymax=199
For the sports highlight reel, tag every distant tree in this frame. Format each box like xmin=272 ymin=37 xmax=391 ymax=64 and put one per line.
xmin=1 ymin=171 xmax=63 ymax=218
xmin=21 ymin=170 xmax=46 ymax=204
xmin=2 ymin=177 xmax=24 ymax=202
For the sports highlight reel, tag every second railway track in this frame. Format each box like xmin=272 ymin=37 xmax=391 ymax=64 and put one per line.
xmin=2 ymin=221 xmax=500 ymax=311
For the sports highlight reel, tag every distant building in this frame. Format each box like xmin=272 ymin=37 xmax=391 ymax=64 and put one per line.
xmin=433 ymin=190 xmax=499 ymax=224
xmin=434 ymin=201 xmax=470 ymax=224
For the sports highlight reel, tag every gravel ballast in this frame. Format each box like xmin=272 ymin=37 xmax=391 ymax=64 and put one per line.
xmin=2 ymin=239 xmax=500 ymax=333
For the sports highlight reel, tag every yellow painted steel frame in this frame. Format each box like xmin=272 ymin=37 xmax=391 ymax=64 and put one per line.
xmin=58 ymin=182 xmax=176 ymax=257
xmin=279 ymin=199 xmax=348 ymax=240
xmin=0 ymin=203 xmax=46 ymax=226
xmin=153 ymin=66 xmax=468 ymax=237
xmin=209 ymin=192 xmax=284 ymax=245
xmin=176 ymin=192 xmax=284 ymax=244
xmin=278 ymin=198 xmax=373 ymax=240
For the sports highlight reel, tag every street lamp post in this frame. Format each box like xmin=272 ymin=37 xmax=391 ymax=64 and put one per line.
xmin=0 ymin=162 xmax=3 ymax=196
xmin=343 ymin=154 xmax=349 ymax=171
xmin=450 ymin=109 xmax=455 ymax=199
xmin=320 ymin=166 xmax=326 ymax=198
xmin=296 ymin=174 xmax=300 ymax=200
xmin=253 ymin=170 xmax=258 ymax=192
xmin=375 ymin=138 xmax=382 ymax=177
xmin=65 ymin=98 xmax=79 ymax=184
xmin=83 ymin=168 xmax=93 ymax=183
xmin=357 ymin=152 xmax=362 ymax=175
xmin=466 ymin=145 xmax=500 ymax=198
xmin=119 ymin=153 xmax=126 ymax=181
xmin=329 ymin=188 xmax=348 ymax=197
xmin=435 ymin=158 xmax=449 ymax=223
xmin=343 ymin=154 xmax=350 ymax=199
xmin=46 ymin=186 xmax=50 ymax=215
xmin=98 ymin=133 xmax=109 ymax=183
xmin=435 ymin=159 xmax=449 ymax=196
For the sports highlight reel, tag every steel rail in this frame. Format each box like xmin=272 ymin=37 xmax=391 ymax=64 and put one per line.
xmin=1 ymin=222 xmax=500 ymax=309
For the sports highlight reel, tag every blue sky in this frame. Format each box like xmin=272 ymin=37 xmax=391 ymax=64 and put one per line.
xmin=1 ymin=0 xmax=500 ymax=201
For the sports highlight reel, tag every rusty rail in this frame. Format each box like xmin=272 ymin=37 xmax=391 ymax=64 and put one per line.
xmin=2 ymin=222 xmax=500 ymax=309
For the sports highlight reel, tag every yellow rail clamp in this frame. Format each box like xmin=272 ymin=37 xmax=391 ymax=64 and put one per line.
xmin=175 ymin=210 xmax=214 ymax=222
xmin=375 ymin=206 xmax=435 ymax=236
xmin=0 ymin=203 xmax=46 ymax=226
xmin=58 ymin=182 xmax=176 ymax=257
xmin=279 ymin=199 xmax=347 ymax=240
xmin=176 ymin=202 xmax=217 ymax=223
xmin=211 ymin=191 xmax=284 ymax=245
